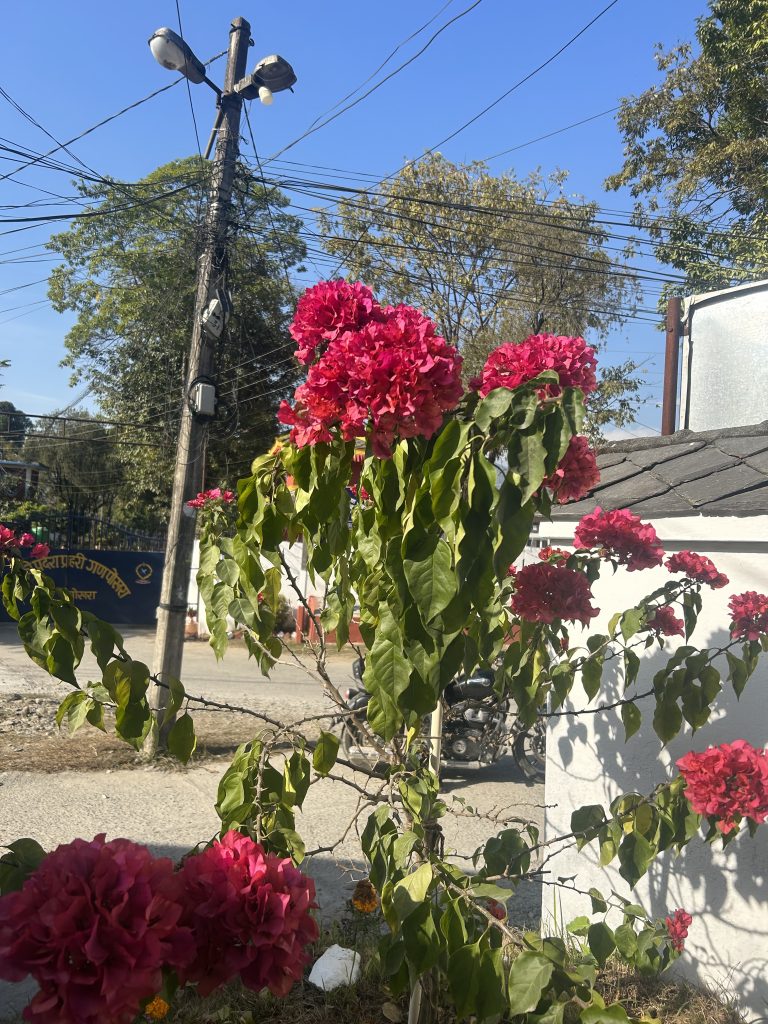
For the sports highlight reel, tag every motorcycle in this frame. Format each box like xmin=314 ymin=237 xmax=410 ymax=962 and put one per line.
xmin=333 ymin=658 xmax=545 ymax=780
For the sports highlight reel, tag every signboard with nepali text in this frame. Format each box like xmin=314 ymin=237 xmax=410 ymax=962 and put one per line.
xmin=1 ymin=549 xmax=164 ymax=624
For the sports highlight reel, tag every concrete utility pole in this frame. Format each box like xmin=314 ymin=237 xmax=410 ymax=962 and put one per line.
xmin=148 ymin=17 xmax=252 ymax=747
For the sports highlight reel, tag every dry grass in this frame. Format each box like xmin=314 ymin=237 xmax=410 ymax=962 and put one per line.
xmin=159 ymin=952 xmax=745 ymax=1024
xmin=595 ymin=960 xmax=745 ymax=1023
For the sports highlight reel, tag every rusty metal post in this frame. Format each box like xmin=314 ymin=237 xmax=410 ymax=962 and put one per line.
xmin=661 ymin=296 xmax=682 ymax=435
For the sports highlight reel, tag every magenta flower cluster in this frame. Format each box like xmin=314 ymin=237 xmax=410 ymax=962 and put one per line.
xmin=0 ymin=832 xmax=318 ymax=1024
xmin=279 ymin=281 xmax=464 ymax=458
xmin=0 ymin=524 xmax=49 ymax=560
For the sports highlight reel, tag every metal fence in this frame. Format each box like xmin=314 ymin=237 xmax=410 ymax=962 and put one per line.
xmin=6 ymin=512 xmax=167 ymax=553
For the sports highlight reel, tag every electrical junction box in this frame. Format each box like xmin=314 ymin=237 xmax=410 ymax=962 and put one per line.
xmin=191 ymin=382 xmax=216 ymax=418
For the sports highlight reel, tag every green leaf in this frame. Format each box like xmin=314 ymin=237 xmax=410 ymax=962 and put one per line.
xmin=571 ymin=804 xmax=606 ymax=842
xmin=365 ymin=629 xmax=411 ymax=741
xmin=567 ymin=916 xmax=591 ymax=936
xmin=0 ymin=838 xmax=46 ymax=895
xmin=403 ymin=535 xmax=456 ymax=625
xmin=167 ymin=713 xmax=196 ymax=764
xmin=55 ymin=691 xmax=92 ymax=735
xmin=620 ymin=607 xmax=645 ymax=642
xmin=726 ymin=652 xmax=749 ymax=698
xmin=614 ymin=922 xmax=638 ymax=958
xmin=475 ymin=388 xmax=514 ymax=431
xmin=507 ymin=951 xmax=554 ymax=1014
xmin=652 ymin=699 xmax=682 ymax=744
xmin=589 ymin=888 xmax=608 ymax=914
xmin=402 ymin=902 xmax=440 ymax=974
xmin=617 ymin=831 xmax=656 ymax=886
xmin=516 ymin=431 xmax=548 ymax=504
xmin=392 ymin=863 xmax=432 ymax=922
xmin=580 ymin=1005 xmax=631 ymax=1023
xmin=448 ymin=943 xmax=481 ymax=1019
xmin=581 ymin=649 xmax=605 ymax=702
xmin=476 ymin=947 xmax=508 ymax=1023
xmin=312 ymin=730 xmax=340 ymax=775
xmin=621 ymin=701 xmax=642 ymax=740
xmin=162 ymin=677 xmax=186 ymax=728
xmin=587 ymin=922 xmax=616 ymax=966
xmin=50 ymin=602 xmax=82 ymax=644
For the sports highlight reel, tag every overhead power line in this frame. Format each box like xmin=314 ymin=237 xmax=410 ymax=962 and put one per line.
xmin=0 ymin=50 xmax=226 ymax=185
xmin=264 ymin=0 xmax=487 ymax=164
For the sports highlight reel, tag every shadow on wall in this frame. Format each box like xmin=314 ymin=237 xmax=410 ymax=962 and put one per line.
xmin=561 ymin=627 xmax=768 ymax=1019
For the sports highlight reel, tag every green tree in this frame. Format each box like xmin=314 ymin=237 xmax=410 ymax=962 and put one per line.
xmin=23 ymin=414 xmax=121 ymax=519
xmin=318 ymin=154 xmax=642 ymax=438
xmin=606 ymin=0 xmax=768 ymax=294
xmin=0 ymin=400 xmax=31 ymax=453
xmin=47 ymin=157 xmax=307 ymax=522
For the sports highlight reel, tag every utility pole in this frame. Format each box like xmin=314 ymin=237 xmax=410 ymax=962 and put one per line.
xmin=661 ymin=296 xmax=682 ymax=436
xmin=147 ymin=17 xmax=251 ymax=748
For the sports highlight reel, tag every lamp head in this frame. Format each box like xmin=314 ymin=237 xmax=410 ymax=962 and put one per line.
xmin=148 ymin=27 xmax=207 ymax=84
xmin=234 ymin=54 xmax=297 ymax=101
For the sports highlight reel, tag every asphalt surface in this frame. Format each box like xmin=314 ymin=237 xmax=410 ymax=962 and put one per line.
xmin=0 ymin=625 xmax=544 ymax=1020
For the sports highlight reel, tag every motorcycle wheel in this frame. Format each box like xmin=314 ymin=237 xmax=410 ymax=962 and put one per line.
xmin=513 ymin=722 xmax=546 ymax=781
xmin=339 ymin=720 xmax=385 ymax=775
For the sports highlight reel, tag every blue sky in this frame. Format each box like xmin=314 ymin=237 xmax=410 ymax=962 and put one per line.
xmin=0 ymin=0 xmax=709 ymax=432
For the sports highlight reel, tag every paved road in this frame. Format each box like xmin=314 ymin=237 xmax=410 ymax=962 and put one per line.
xmin=0 ymin=623 xmax=356 ymax=709
xmin=0 ymin=625 xmax=544 ymax=1019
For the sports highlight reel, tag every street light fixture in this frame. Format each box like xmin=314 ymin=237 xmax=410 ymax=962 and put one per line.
xmin=148 ymin=27 xmax=208 ymax=85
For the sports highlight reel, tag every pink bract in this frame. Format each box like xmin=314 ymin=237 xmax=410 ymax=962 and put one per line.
xmin=665 ymin=908 xmax=693 ymax=952
xmin=177 ymin=830 xmax=319 ymax=997
xmin=511 ymin=562 xmax=599 ymax=625
xmin=31 ymin=543 xmax=50 ymax=560
xmin=677 ymin=740 xmax=768 ymax=834
xmin=543 ymin=435 xmax=600 ymax=504
xmin=0 ymin=835 xmax=193 ymax=1024
xmin=666 ymin=550 xmax=729 ymax=589
xmin=574 ymin=507 xmax=664 ymax=571
xmin=728 ymin=591 xmax=768 ymax=641
xmin=280 ymin=297 xmax=463 ymax=458
xmin=289 ymin=280 xmax=382 ymax=365
xmin=186 ymin=488 xmax=235 ymax=510
xmin=471 ymin=333 xmax=598 ymax=399
xmin=646 ymin=605 xmax=685 ymax=638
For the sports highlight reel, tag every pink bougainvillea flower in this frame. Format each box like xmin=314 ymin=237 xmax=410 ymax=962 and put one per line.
xmin=280 ymin=294 xmax=463 ymax=458
xmin=30 ymin=543 xmax=50 ymax=560
xmin=0 ymin=835 xmax=193 ymax=1024
xmin=289 ymin=280 xmax=382 ymax=365
xmin=665 ymin=551 xmax=729 ymax=589
xmin=646 ymin=605 xmax=685 ymax=638
xmin=728 ymin=591 xmax=768 ymax=641
xmin=677 ymin=740 xmax=768 ymax=834
xmin=471 ymin=333 xmax=598 ymax=399
xmin=511 ymin=562 xmax=599 ymax=626
xmin=537 ymin=546 xmax=571 ymax=563
xmin=177 ymin=830 xmax=319 ymax=998
xmin=486 ymin=899 xmax=506 ymax=920
xmin=573 ymin=507 xmax=664 ymax=572
xmin=186 ymin=488 xmax=235 ymax=510
xmin=19 ymin=533 xmax=35 ymax=547
xmin=0 ymin=525 xmax=19 ymax=551
xmin=665 ymin=908 xmax=693 ymax=952
xmin=543 ymin=435 xmax=600 ymax=504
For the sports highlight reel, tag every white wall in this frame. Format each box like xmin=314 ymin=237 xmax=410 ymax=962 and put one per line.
xmin=542 ymin=516 xmax=768 ymax=1017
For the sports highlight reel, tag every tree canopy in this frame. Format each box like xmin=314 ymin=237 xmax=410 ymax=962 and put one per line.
xmin=606 ymin=0 xmax=768 ymax=294
xmin=317 ymin=154 xmax=642 ymax=439
xmin=47 ymin=157 xmax=307 ymax=524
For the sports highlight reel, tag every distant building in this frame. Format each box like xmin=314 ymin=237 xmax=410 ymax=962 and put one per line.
xmin=0 ymin=458 xmax=43 ymax=500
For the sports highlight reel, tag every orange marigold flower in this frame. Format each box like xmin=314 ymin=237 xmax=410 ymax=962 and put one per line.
xmin=145 ymin=996 xmax=170 ymax=1020
xmin=351 ymin=879 xmax=379 ymax=913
